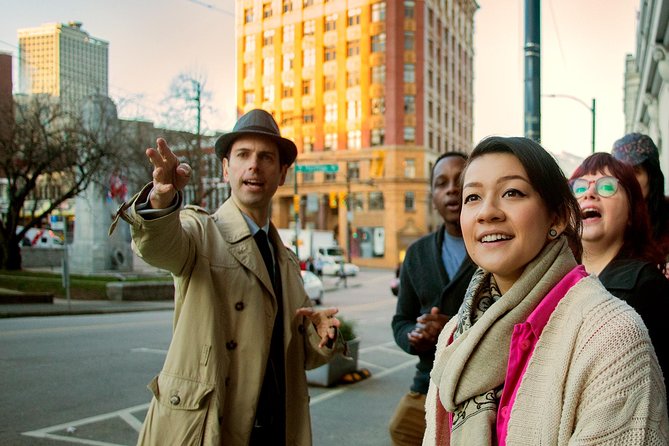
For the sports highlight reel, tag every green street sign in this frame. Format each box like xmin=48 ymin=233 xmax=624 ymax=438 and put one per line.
xmin=295 ymin=164 xmax=339 ymax=173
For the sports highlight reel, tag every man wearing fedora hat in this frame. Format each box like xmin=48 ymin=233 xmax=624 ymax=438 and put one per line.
xmin=110 ymin=109 xmax=344 ymax=446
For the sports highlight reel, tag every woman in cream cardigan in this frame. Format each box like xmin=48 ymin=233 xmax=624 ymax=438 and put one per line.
xmin=423 ymin=136 xmax=668 ymax=446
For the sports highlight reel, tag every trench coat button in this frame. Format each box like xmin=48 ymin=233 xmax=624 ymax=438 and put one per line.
xmin=226 ymin=340 xmax=237 ymax=350
xmin=235 ymin=301 xmax=244 ymax=311
xmin=298 ymin=324 xmax=306 ymax=334
xmin=169 ymin=395 xmax=181 ymax=406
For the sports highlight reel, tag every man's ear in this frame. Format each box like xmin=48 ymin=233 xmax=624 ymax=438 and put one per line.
xmin=222 ymin=158 xmax=229 ymax=182
xmin=278 ymin=164 xmax=289 ymax=186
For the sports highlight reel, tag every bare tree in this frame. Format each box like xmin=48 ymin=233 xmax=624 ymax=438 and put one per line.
xmin=0 ymin=94 xmax=124 ymax=270
xmin=161 ymin=72 xmax=217 ymax=207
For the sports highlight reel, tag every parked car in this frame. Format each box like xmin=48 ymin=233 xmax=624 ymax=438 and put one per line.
xmin=301 ymin=270 xmax=324 ymax=305
xmin=17 ymin=226 xmax=64 ymax=248
xmin=321 ymin=260 xmax=359 ymax=277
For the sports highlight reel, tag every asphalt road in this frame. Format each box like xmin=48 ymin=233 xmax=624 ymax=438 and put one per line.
xmin=0 ymin=268 xmax=416 ymax=446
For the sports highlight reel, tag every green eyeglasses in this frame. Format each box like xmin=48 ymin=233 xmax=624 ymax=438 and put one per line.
xmin=570 ymin=176 xmax=619 ymax=198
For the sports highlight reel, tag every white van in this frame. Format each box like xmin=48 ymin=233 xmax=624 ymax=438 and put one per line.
xmin=17 ymin=226 xmax=64 ymax=248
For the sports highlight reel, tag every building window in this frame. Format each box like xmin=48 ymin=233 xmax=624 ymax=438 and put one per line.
xmin=283 ymin=24 xmax=294 ymax=43
xmin=262 ymin=56 xmax=274 ymax=76
xmin=325 ymin=172 xmax=336 ymax=182
xmin=347 ymin=8 xmax=361 ymax=26
xmin=244 ymin=7 xmax=254 ymax=23
xmin=303 ymin=135 xmax=314 ymax=152
xmin=303 ymin=108 xmax=314 ymax=123
xmin=371 ymin=97 xmax=385 ymax=115
xmin=282 ymin=83 xmax=294 ymax=98
xmin=404 ymin=95 xmax=415 ymax=113
xmin=283 ymin=0 xmax=293 ymax=13
xmin=404 ymin=1 xmax=415 ymax=19
xmin=303 ymin=172 xmax=314 ymax=182
xmin=302 ymin=79 xmax=314 ymax=95
xmin=404 ymin=31 xmax=415 ymax=51
xmin=324 ymin=46 xmax=336 ymax=61
xmin=324 ymin=75 xmax=336 ymax=91
xmin=369 ymin=191 xmax=384 ymax=210
xmin=325 ymin=14 xmax=337 ymax=31
xmin=325 ymin=103 xmax=337 ymax=122
xmin=263 ymin=2 xmax=273 ymax=19
xmin=404 ymin=191 xmax=415 ymax=211
xmin=347 ymin=130 xmax=362 ymax=149
xmin=347 ymin=40 xmax=360 ymax=57
xmin=347 ymin=70 xmax=360 ymax=87
xmin=244 ymin=90 xmax=255 ymax=104
xmin=351 ymin=192 xmax=364 ymax=211
xmin=324 ymin=132 xmax=338 ymax=150
xmin=404 ymin=126 xmax=415 ymax=143
xmin=263 ymin=84 xmax=275 ymax=102
xmin=347 ymin=100 xmax=361 ymax=120
xmin=303 ymin=47 xmax=315 ymax=67
xmin=404 ymin=158 xmax=415 ymax=178
xmin=371 ymin=2 xmax=386 ymax=22
xmin=263 ymin=30 xmax=275 ymax=47
xmin=348 ymin=161 xmax=360 ymax=180
xmin=244 ymin=35 xmax=255 ymax=52
xmin=371 ymin=33 xmax=386 ymax=53
xmin=371 ymin=128 xmax=385 ymax=146
xmin=280 ymin=111 xmax=294 ymax=126
xmin=304 ymin=0 xmax=314 ymax=6
xmin=244 ymin=62 xmax=254 ymax=79
xmin=303 ymin=19 xmax=315 ymax=36
xmin=403 ymin=63 xmax=415 ymax=83
xmin=283 ymin=53 xmax=294 ymax=71
xmin=372 ymin=65 xmax=386 ymax=84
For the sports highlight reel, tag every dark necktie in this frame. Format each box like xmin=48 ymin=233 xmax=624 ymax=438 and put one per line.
xmin=254 ymin=230 xmax=275 ymax=286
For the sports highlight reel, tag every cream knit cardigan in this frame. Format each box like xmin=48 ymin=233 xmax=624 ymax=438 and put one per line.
xmin=424 ymin=276 xmax=669 ymax=445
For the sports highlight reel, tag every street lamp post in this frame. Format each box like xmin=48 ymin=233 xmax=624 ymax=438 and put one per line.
xmin=544 ymin=94 xmax=596 ymax=153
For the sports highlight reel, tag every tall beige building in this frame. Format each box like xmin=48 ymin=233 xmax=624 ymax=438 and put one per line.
xmin=236 ymin=0 xmax=477 ymax=268
xmin=18 ymin=22 xmax=108 ymax=109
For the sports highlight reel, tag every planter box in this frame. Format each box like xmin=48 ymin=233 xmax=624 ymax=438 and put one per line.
xmin=306 ymin=338 xmax=360 ymax=387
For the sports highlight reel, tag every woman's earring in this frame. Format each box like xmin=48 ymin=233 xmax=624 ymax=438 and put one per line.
xmin=548 ymin=228 xmax=558 ymax=238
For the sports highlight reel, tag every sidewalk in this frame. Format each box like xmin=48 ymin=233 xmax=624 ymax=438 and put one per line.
xmin=0 ymin=289 xmax=174 ymax=318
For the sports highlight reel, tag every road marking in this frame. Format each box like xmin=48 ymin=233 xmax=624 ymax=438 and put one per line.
xmin=23 ymin=403 xmax=149 ymax=444
xmin=1 ymin=319 xmax=169 ymax=337
xmin=131 ymin=347 xmax=168 ymax=355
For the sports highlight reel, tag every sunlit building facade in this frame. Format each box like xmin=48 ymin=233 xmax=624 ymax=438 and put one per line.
xmin=18 ymin=22 xmax=108 ymax=110
xmin=236 ymin=0 xmax=477 ymax=268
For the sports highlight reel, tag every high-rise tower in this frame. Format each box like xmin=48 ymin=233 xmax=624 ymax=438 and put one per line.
xmin=236 ymin=0 xmax=477 ymax=268
xmin=18 ymin=22 xmax=108 ymax=110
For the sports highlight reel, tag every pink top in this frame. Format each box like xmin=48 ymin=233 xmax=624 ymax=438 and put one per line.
xmin=496 ymin=265 xmax=587 ymax=445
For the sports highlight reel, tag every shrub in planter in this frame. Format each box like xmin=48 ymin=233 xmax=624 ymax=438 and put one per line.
xmin=306 ymin=316 xmax=360 ymax=387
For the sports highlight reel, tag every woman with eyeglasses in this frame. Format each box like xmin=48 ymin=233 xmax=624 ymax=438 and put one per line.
xmin=569 ymin=152 xmax=669 ymax=392
xmin=423 ymin=137 xmax=668 ymax=446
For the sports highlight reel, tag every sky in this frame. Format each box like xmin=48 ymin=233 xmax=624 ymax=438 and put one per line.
xmin=0 ymin=0 xmax=640 ymax=164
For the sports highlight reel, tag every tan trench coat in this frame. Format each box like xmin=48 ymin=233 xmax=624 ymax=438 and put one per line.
xmin=115 ymin=185 xmax=339 ymax=446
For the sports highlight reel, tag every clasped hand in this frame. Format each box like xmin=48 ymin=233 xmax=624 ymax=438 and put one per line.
xmin=407 ymin=307 xmax=449 ymax=352
xmin=295 ymin=307 xmax=341 ymax=348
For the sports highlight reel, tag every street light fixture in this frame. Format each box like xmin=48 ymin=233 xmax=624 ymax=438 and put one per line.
xmin=543 ymin=94 xmax=596 ymax=154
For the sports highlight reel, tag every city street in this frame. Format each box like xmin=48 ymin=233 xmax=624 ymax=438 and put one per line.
xmin=0 ymin=268 xmax=416 ymax=445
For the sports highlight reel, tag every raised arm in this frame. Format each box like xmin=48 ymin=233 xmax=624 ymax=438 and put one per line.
xmin=145 ymin=138 xmax=192 ymax=209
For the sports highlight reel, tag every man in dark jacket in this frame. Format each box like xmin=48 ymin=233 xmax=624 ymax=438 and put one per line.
xmin=389 ymin=152 xmax=476 ymax=445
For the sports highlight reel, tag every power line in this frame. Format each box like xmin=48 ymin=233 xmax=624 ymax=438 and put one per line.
xmin=185 ymin=0 xmax=234 ymax=16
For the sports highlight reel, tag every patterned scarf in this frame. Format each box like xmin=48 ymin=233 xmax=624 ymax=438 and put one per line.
xmin=430 ymin=238 xmax=577 ymax=446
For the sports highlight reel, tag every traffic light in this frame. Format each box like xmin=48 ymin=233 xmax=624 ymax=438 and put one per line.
xmin=338 ymin=191 xmax=347 ymax=208
xmin=293 ymin=194 xmax=300 ymax=213
xmin=329 ymin=191 xmax=338 ymax=208
xmin=370 ymin=150 xmax=385 ymax=178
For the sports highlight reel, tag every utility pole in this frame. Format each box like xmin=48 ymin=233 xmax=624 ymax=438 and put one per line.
xmin=524 ymin=0 xmax=541 ymax=142
xmin=544 ymin=94 xmax=596 ymax=153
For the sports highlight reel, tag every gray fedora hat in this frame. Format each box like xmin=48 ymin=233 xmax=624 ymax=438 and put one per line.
xmin=215 ymin=109 xmax=297 ymax=166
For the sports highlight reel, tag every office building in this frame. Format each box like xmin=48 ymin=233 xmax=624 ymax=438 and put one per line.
xmin=18 ymin=22 xmax=108 ymax=110
xmin=236 ymin=0 xmax=477 ymax=268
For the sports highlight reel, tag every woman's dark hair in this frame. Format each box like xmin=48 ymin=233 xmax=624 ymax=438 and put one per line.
xmin=570 ymin=153 xmax=664 ymax=266
xmin=639 ymin=156 xmax=669 ymax=240
xmin=464 ymin=136 xmax=583 ymax=261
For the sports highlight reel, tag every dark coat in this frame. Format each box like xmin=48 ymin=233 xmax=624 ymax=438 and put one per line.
xmin=598 ymin=258 xmax=669 ymax=391
xmin=391 ymin=225 xmax=476 ymax=394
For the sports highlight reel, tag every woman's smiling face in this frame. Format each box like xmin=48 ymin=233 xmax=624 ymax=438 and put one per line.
xmin=460 ymin=153 xmax=557 ymax=294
